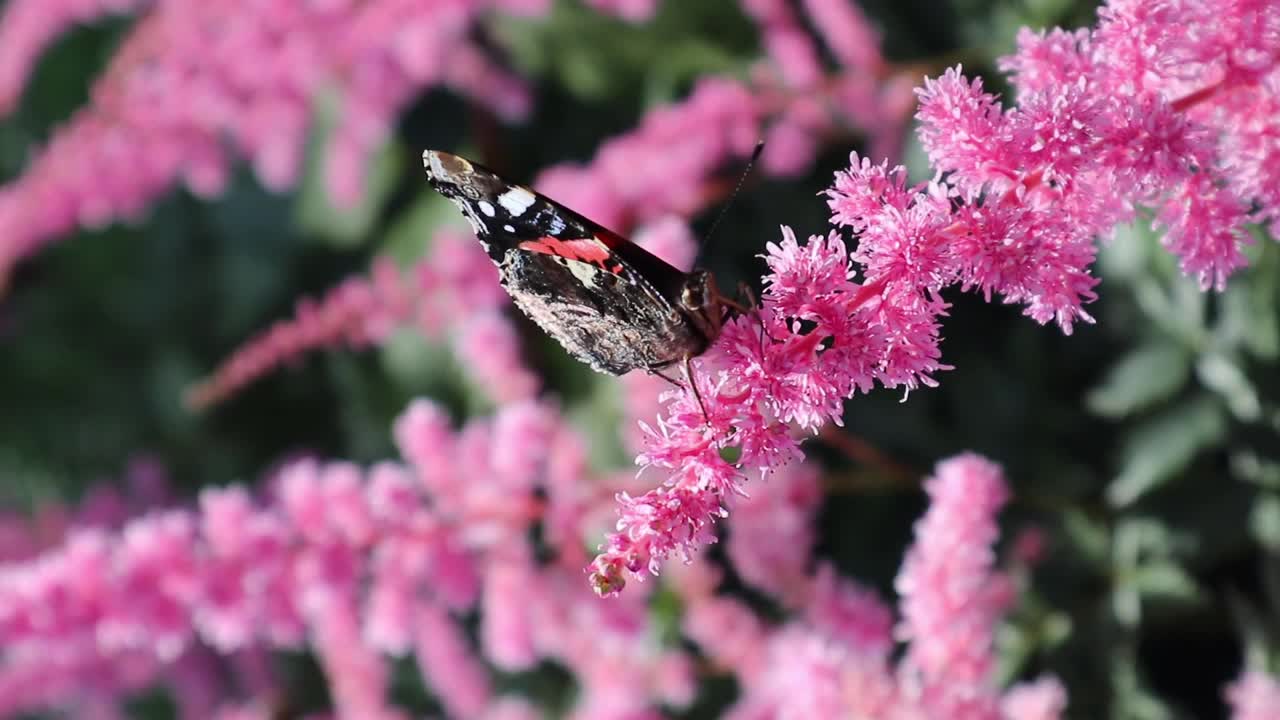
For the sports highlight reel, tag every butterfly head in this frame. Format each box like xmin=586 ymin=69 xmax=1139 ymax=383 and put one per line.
xmin=679 ymin=269 xmax=726 ymax=345
xmin=424 ymin=150 xmax=482 ymax=197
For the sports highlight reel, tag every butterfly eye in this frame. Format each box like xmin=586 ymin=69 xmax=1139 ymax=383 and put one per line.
xmin=681 ymin=270 xmax=715 ymax=310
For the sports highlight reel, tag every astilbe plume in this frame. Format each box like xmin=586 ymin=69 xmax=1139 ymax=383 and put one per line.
xmin=0 ymin=397 xmax=715 ymax=718
xmin=0 ymin=0 xmax=549 ymax=289
xmin=679 ymin=455 xmax=1066 ymax=720
xmin=5 ymin=409 xmax=1072 ymax=719
xmin=589 ymin=0 xmax=1280 ymax=596
xmin=174 ymin=0 xmax=905 ymax=408
xmin=536 ymin=0 xmax=911 ymax=231
xmin=0 ymin=0 xmax=906 ymax=292
xmin=186 ymin=229 xmax=538 ymax=409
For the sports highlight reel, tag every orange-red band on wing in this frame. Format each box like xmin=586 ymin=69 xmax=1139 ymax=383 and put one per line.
xmin=519 ymin=236 xmax=622 ymax=274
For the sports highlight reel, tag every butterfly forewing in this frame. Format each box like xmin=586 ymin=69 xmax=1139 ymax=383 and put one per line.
xmin=422 ymin=150 xmax=720 ymax=375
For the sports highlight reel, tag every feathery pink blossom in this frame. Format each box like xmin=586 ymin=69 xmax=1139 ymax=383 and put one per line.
xmin=720 ymin=456 xmax=1063 ymax=720
xmin=896 ymin=453 xmax=1013 ymax=718
xmin=997 ymin=0 xmax=1280 ymax=289
xmin=187 ymin=230 xmax=535 ymax=409
xmin=593 ymin=0 xmax=1280 ymax=597
xmin=0 ymin=397 xmax=708 ymax=718
xmin=0 ymin=0 xmax=544 ymax=288
xmin=0 ymin=0 xmax=146 ymax=114
xmin=589 ymin=225 xmax=945 ymax=595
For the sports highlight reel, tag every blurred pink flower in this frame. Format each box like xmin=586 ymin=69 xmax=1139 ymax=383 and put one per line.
xmin=0 ymin=0 xmax=543 ymax=288
xmin=0 ymin=0 xmax=145 ymax=114
xmin=535 ymin=0 xmax=910 ymax=229
xmin=1226 ymin=670 xmax=1280 ymax=720
xmin=725 ymin=464 xmax=822 ymax=602
xmin=1001 ymin=677 xmax=1070 ymax=720
xmin=896 ymin=454 xmax=1013 ymax=718
xmin=187 ymin=230 xmax=536 ymax=409
xmin=716 ymin=455 xmax=1063 ymax=720
xmin=0 ymin=398 xmax=700 ymax=718
xmin=585 ymin=0 xmax=658 ymax=22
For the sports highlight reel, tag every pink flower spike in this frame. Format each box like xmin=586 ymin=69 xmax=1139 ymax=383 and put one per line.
xmin=915 ymin=67 xmax=1009 ymax=194
xmin=895 ymin=453 xmax=1012 ymax=717
xmin=1156 ymin=173 xmax=1252 ymax=291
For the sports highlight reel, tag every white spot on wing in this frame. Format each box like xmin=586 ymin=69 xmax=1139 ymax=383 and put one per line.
xmin=503 ymin=224 xmax=515 ymax=233
xmin=478 ymin=201 xmax=496 ymax=217
xmin=565 ymin=258 xmax=599 ymax=288
xmin=498 ymin=187 xmax=537 ymax=217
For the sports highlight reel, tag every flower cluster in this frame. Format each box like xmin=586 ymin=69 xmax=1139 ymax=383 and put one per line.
xmin=0 ymin=399 xmax=703 ymax=718
xmin=589 ymin=0 xmax=1280 ymax=596
xmin=186 ymin=229 xmax=537 ymax=409
xmin=0 ymin=0 xmax=547 ymax=289
xmin=536 ymin=0 xmax=911 ymax=232
xmin=0 ymin=0 xmax=909 ymax=292
xmin=588 ymin=224 xmax=943 ymax=595
xmin=679 ymin=454 xmax=1066 ymax=720
xmin=1 ymin=399 xmax=1074 ymax=719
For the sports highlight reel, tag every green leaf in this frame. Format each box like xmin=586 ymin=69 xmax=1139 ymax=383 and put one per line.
xmin=1098 ymin=221 xmax=1155 ymax=281
xmin=1234 ymin=237 xmax=1280 ymax=360
xmin=1196 ymin=352 xmax=1261 ymax=421
xmin=1063 ymin=510 xmax=1110 ymax=565
xmin=1250 ymin=493 xmax=1280 ymax=552
xmin=1107 ymin=395 xmax=1227 ymax=506
xmin=1232 ymin=451 xmax=1280 ymax=490
xmin=1130 ymin=561 xmax=1200 ymax=602
xmin=1086 ymin=342 xmax=1190 ymax=419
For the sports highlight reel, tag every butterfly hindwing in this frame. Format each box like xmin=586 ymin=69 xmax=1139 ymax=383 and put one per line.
xmin=422 ymin=150 xmax=717 ymax=375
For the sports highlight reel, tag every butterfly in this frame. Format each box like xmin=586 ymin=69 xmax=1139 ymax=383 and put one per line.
xmin=422 ymin=149 xmax=743 ymax=399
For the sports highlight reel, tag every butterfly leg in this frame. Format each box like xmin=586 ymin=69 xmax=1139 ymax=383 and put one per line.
xmin=643 ymin=359 xmax=710 ymax=425
xmin=648 ymin=365 xmax=684 ymax=388
xmin=682 ymin=354 xmax=711 ymax=425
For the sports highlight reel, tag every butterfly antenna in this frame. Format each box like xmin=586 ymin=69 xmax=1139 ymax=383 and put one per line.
xmin=696 ymin=140 xmax=765 ymax=265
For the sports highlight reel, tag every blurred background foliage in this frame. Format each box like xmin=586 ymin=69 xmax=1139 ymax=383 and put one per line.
xmin=1 ymin=0 xmax=1278 ymax=718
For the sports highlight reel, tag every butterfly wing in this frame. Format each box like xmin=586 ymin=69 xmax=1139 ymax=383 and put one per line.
xmin=422 ymin=150 xmax=712 ymax=375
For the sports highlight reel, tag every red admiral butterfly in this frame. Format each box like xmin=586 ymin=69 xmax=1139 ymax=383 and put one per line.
xmin=422 ymin=149 xmax=737 ymax=391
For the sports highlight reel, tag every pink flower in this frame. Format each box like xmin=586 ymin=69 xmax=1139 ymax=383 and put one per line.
xmin=0 ymin=0 xmax=540 ymax=287
xmin=1226 ymin=670 xmax=1280 ymax=720
xmin=585 ymin=0 xmax=658 ymax=22
xmin=720 ymin=454 xmax=1063 ymax=720
xmin=896 ymin=454 xmax=1013 ymax=718
xmin=188 ymin=230 xmax=528 ymax=409
xmin=725 ymin=464 xmax=822 ymax=601
xmin=590 ymin=226 xmax=944 ymax=595
xmin=1001 ymin=677 xmax=1069 ymax=720
xmin=415 ymin=600 xmax=492 ymax=718
xmin=593 ymin=3 xmax=1277 ymax=595
xmin=0 ymin=0 xmax=146 ymax=114
xmin=531 ymin=0 xmax=914 ymax=236
xmin=0 ymin=397 xmax=650 ymax=717
xmin=799 ymin=0 xmax=884 ymax=74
